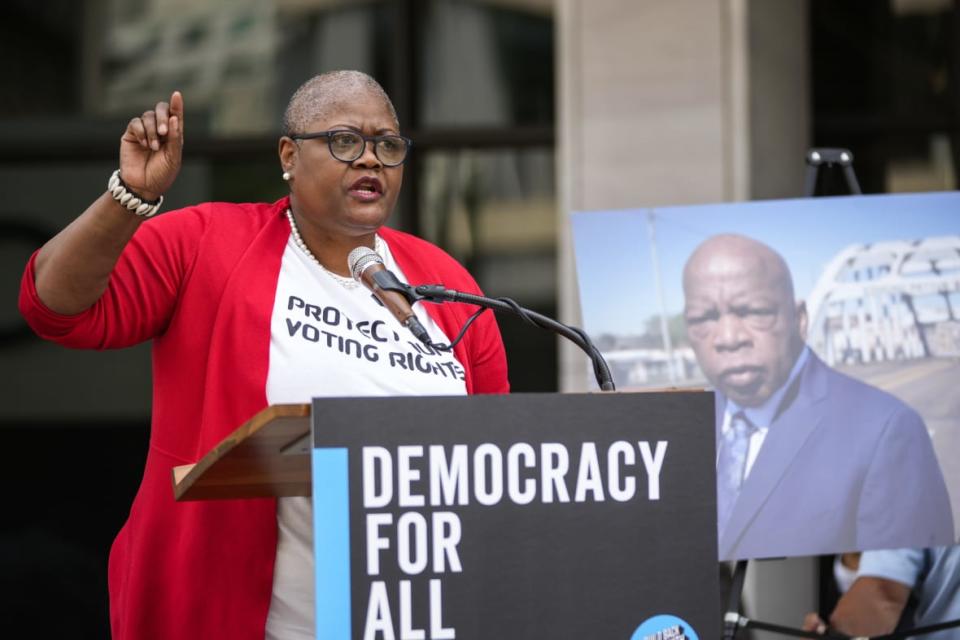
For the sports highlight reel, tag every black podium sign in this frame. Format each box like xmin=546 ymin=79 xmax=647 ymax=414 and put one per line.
xmin=311 ymin=392 xmax=718 ymax=640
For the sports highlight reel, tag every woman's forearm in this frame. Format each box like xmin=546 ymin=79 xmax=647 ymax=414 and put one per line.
xmin=34 ymin=191 xmax=146 ymax=314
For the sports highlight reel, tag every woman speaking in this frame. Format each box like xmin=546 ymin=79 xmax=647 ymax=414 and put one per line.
xmin=19 ymin=71 xmax=509 ymax=640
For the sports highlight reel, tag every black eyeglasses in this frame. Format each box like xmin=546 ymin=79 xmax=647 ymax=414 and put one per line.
xmin=290 ymin=130 xmax=413 ymax=167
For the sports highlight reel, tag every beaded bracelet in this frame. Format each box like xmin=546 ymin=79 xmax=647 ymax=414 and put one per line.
xmin=107 ymin=169 xmax=164 ymax=218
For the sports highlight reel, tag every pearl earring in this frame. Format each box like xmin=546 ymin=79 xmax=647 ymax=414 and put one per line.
xmin=282 ymin=171 xmax=291 ymax=181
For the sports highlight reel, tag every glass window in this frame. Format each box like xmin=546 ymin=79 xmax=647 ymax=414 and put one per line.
xmin=418 ymin=0 xmax=554 ymax=128
xmin=811 ymin=0 xmax=958 ymax=193
xmin=418 ymin=147 xmax=556 ymax=301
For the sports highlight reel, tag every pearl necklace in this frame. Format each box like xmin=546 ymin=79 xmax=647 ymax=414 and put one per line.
xmin=285 ymin=208 xmax=384 ymax=289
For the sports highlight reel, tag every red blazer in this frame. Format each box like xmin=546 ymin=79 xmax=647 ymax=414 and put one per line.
xmin=19 ymin=197 xmax=509 ymax=639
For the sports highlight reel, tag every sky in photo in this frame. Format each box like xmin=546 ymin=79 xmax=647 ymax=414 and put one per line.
xmin=571 ymin=191 xmax=960 ymax=337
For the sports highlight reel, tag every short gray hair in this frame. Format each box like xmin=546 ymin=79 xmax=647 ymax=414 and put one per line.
xmin=282 ymin=70 xmax=398 ymax=136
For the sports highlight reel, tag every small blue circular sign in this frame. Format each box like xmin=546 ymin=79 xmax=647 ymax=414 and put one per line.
xmin=630 ymin=614 xmax=699 ymax=640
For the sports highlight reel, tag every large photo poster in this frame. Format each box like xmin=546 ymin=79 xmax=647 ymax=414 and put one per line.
xmin=571 ymin=191 xmax=960 ymax=561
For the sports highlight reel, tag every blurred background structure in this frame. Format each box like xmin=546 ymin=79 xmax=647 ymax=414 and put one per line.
xmin=1 ymin=0 xmax=958 ymax=636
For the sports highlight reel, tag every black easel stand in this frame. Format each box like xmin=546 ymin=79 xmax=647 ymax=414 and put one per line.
xmin=802 ymin=148 xmax=862 ymax=197
xmin=365 ymin=269 xmax=617 ymax=391
xmin=722 ymin=560 xmax=749 ymax=640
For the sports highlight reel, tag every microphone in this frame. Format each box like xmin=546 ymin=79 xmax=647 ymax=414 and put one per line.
xmin=348 ymin=246 xmax=432 ymax=346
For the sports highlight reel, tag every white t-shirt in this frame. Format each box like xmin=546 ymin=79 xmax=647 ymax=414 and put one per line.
xmin=264 ymin=233 xmax=466 ymax=639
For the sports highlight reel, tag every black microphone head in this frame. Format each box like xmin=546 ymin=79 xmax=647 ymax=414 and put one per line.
xmin=348 ymin=245 xmax=383 ymax=283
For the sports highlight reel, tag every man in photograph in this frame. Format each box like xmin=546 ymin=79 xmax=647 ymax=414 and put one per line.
xmin=682 ymin=234 xmax=954 ymax=560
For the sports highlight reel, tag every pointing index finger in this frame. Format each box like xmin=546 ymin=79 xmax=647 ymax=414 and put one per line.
xmin=166 ymin=90 xmax=185 ymax=152
xmin=169 ymin=91 xmax=184 ymax=141
xmin=170 ymin=91 xmax=183 ymax=123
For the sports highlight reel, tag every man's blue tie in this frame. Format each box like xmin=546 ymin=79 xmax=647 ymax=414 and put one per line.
xmin=717 ymin=411 xmax=757 ymax=537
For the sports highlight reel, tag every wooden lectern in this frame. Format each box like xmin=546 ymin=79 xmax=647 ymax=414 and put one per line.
xmin=172 ymin=403 xmax=313 ymax=501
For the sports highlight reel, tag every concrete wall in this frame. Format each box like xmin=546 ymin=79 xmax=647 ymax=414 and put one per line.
xmin=557 ymin=0 xmax=746 ymax=392
xmin=555 ymin=0 xmax=814 ymax=633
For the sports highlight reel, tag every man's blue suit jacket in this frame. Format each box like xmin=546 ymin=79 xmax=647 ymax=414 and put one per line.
xmin=717 ymin=352 xmax=955 ymax=561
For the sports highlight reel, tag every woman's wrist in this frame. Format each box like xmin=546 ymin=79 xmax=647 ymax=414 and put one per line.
xmin=108 ymin=169 xmax=164 ymax=217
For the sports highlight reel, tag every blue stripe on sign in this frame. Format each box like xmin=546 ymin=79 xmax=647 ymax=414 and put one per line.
xmin=312 ymin=447 xmax=351 ymax=640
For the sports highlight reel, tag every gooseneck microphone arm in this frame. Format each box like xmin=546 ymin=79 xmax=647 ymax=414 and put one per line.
xmin=400 ymin=279 xmax=615 ymax=392
xmin=347 ymin=246 xmax=615 ymax=391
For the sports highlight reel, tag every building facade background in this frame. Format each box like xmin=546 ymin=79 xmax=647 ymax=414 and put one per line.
xmin=1 ymin=0 xmax=957 ymax=635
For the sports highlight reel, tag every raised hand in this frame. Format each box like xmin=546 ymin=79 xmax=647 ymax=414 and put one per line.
xmin=119 ymin=91 xmax=185 ymax=202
